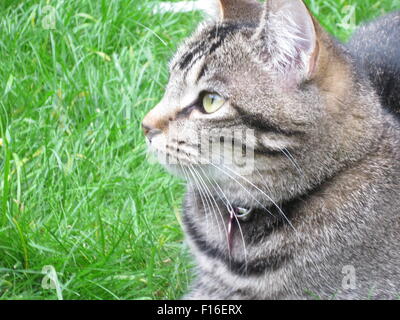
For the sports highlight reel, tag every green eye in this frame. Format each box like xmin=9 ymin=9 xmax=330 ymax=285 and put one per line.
xmin=202 ymin=93 xmax=225 ymax=114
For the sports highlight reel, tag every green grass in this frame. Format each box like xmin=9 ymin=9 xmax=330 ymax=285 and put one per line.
xmin=0 ymin=0 xmax=399 ymax=300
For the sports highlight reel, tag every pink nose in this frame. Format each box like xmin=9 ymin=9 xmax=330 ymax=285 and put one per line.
xmin=142 ymin=123 xmax=152 ymax=136
xmin=141 ymin=122 xmax=162 ymax=143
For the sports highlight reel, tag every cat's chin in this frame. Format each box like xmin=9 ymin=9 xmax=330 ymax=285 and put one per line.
xmin=161 ymin=163 xmax=214 ymax=181
xmin=162 ymin=163 xmax=283 ymax=209
xmin=163 ymin=162 xmax=253 ymax=182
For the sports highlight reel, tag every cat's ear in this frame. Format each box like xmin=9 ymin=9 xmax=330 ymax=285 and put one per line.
xmin=256 ymin=0 xmax=320 ymax=83
xmin=204 ymin=0 xmax=262 ymax=23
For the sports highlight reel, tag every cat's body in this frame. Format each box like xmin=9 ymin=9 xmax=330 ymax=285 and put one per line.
xmin=183 ymin=123 xmax=400 ymax=299
xmin=143 ymin=0 xmax=400 ymax=300
xmin=348 ymin=11 xmax=400 ymax=115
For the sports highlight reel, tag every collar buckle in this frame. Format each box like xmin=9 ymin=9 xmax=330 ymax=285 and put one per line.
xmin=234 ymin=207 xmax=253 ymax=222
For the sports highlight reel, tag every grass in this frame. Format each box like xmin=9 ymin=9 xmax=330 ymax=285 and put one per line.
xmin=0 ymin=0 xmax=399 ymax=300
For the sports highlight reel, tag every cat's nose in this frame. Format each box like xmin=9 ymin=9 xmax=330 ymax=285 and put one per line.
xmin=142 ymin=122 xmax=162 ymax=143
xmin=142 ymin=101 xmax=173 ymax=141
xmin=142 ymin=123 xmax=152 ymax=136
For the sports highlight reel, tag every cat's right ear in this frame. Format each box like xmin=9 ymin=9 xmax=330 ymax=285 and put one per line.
xmin=255 ymin=0 xmax=321 ymax=85
xmin=203 ymin=0 xmax=262 ymax=23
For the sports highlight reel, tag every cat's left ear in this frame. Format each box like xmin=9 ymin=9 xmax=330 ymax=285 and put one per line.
xmin=256 ymin=0 xmax=320 ymax=83
xmin=204 ymin=0 xmax=262 ymax=23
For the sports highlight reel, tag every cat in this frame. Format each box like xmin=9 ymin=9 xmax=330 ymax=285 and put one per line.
xmin=142 ymin=0 xmax=400 ymax=299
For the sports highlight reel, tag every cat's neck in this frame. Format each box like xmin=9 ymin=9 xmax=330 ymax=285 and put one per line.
xmin=183 ymin=119 xmax=400 ymax=277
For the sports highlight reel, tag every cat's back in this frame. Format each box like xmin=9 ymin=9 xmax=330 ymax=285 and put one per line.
xmin=347 ymin=11 xmax=400 ymax=114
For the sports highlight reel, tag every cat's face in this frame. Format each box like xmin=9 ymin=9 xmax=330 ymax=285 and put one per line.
xmin=143 ymin=0 xmax=381 ymax=208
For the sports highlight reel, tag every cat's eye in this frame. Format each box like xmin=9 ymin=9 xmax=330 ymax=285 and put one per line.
xmin=202 ymin=93 xmax=225 ymax=114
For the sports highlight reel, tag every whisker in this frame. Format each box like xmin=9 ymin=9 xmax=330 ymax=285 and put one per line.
xmin=279 ymin=147 xmax=303 ymax=176
xmin=187 ymin=161 xmax=229 ymax=247
xmin=218 ymin=162 xmax=296 ymax=231
xmin=199 ymin=166 xmax=249 ymax=268
xmin=193 ymin=155 xmax=295 ymax=231
xmin=196 ymin=156 xmax=276 ymax=218
xmin=186 ymin=163 xmax=226 ymax=244
xmin=255 ymin=167 xmax=274 ymax=195
xmin=181 ymin=164 xmax=212 ymax=240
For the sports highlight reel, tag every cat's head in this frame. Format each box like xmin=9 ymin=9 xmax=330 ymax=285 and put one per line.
xmin=143 ymin=0 xmax=382 ymax=208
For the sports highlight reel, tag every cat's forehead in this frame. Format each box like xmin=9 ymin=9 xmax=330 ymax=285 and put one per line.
xmin=169 ymin=22 xmax=256 ymax=74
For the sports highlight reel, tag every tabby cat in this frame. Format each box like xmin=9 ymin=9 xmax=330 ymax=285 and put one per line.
xmin=142 ymin=0 xmax=400 ymax=299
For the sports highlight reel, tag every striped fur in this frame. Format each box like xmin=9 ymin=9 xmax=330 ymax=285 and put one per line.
xmin=143 ymin=0 xmax=400 ymax=299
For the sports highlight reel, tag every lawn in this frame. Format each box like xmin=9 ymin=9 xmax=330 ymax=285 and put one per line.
xmin=0 ymin=0 xmax=399 ymax=300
